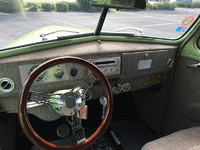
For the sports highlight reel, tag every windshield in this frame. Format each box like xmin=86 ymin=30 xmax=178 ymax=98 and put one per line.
xmin=0 ymin=0 xmax=199 ymax=49
xmin=102 ymin=8 xmax=199 ymax=39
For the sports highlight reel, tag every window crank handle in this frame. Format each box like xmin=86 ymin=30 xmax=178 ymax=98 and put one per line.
xmin=187 ymin=63 xmax=200 ymax=69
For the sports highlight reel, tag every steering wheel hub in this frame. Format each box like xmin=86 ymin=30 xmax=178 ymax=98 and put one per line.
xmin=49 ymin=91 xmax=83 ymax=116
xmin=60 ymin=92 xmax=81 ymax=109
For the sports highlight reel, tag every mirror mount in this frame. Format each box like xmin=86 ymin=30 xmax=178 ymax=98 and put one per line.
xmin=95 ymin=7 xmax=109 ymax=35
xmin=94 ymin=0 xmax=146 ymax=36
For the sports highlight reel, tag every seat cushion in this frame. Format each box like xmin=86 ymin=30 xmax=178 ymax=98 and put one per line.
xmin=142 ymin=127 xmax=200 ymax=150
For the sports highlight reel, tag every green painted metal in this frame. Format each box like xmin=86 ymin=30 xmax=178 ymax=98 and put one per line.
xmin=5 ymin=25 xmax=92 ymax=48
xmin=0 ymin=36 xmax=98 ymax=59
xmin=0 ymin=17 xmax=199 ymax=59
xmin=180 ymin=29 xmax=200 ymax=61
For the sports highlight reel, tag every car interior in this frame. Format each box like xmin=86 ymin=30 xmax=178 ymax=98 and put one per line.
xmin=0 ymin=0 xmax=200 ymax=150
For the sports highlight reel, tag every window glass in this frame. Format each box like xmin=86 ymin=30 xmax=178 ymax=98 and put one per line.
xmin=0 ymin=0 xmax=199 ymax=49
xmin=102 ymin=7 xmax=199 ymax=39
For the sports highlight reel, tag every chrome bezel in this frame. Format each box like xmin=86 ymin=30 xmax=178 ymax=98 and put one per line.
xmin=0 ymin=78 xmax=15 ymax=92
xmin=27 ymin=65 xmax=47 ymax=82
xmin=69 ymin=68 xmax=79 ymax=77
xmin=167 ymin=58 xmax=174 ymax=68
xmin=197 ymin=36 xmax=200 ymax=50
xmin=113 ymin=84 xmax=122 ymax=94
xmin=121 ymin=83 xmax=131 ymax=92
xmin=54 ymin=69 xmax=65 ymax=79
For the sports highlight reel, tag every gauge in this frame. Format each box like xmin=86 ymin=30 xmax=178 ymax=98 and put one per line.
xmin=197 ymin=37 xmax=200 ymax=49
xmin=28 ymin=65 xmax=47 ymax=82
xmin=70 ymin=68 xmax=78 ymax=77
xmin=54 ymin=69 xmax=64 ymax=79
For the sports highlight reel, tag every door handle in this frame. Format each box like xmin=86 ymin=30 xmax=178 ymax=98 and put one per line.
xmin=187 ymin=63 xmax=200 ymax=69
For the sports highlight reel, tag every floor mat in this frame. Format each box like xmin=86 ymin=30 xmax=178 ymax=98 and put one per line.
xmin=31 ymin=136 xmax=77 ymax=150
xmin=110 ymin=120 xmax=156 ymax=150
xmin=31 ymin=128 xmax=99 ymax=150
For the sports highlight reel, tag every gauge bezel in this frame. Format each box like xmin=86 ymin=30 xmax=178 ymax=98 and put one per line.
xmin=27 ymin=65 xmax=47 ymax=82
xmin=69 ymin=68 xmax=79 ymax=77
xmin=54 ymin=69 xmax=65 ymax=79
xmin=0 ymin=77 xmax=15 ymax=92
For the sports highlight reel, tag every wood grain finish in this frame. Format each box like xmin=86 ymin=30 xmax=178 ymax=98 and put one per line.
xmin=18 ymin=56 xmax=113 ymax=150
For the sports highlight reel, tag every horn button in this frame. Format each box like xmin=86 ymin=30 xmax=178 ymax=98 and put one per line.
xmin=58 ymin=92 xmax=83 ymax=116
xmin=64 ymin=95 xmax=76 ymax=109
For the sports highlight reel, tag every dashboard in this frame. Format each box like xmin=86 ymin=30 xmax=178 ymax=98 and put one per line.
xmin=0 ymin=41 xmax=178 ymax=121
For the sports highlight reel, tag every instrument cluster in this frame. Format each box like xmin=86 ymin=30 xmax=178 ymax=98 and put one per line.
xmin=19 ymin=63 xmax=87 ymax=84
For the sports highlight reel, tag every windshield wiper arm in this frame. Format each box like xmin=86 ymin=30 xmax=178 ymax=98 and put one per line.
xmin=40 ymin=30 xmax=79 ymax=41
xmin=115 ymin=27 xmax=143 ymax=36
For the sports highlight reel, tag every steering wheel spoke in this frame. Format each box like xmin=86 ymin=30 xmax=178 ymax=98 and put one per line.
xmin=64 ymin=111 xmax=86 ymax=145
xmin=72 ymin=109 xmax=86 ymax=144
xmin=28 ymin=91 xmax=62 ymax=104
xmin=73 ymin=73 xmax=97 ymax=100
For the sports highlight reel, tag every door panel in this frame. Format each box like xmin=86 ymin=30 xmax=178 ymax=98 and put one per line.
xmin=161 ymin=29 xmax=200 ymax=135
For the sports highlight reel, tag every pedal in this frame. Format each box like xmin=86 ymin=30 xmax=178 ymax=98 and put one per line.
xmin=98 ymin=137 xmax=112 ymax=150
xmin=57 ymin=124 xmax=70 ymax=138
xmin=109 ymin=131 xmax=121 ymax=145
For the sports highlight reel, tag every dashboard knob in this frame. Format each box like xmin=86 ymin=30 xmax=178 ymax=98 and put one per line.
xmin=104 ymin=68 xmax=108 ymax=72
xmin=121 ymin=83 xmax=131 ymax=92
xmin=85 ymin=89 xmax=92 ymax=100
xmin=111 ymin=67 xmax=115 ymax=72
xmin=113 ymin=84 xmax=122 ymax=94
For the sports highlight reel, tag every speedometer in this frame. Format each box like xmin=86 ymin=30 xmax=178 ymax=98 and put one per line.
xmin=27 ymin=65 xmax=47 ymax=82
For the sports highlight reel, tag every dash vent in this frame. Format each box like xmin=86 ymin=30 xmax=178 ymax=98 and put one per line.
xmin=0 ymin=78 xmax=14 ymax=92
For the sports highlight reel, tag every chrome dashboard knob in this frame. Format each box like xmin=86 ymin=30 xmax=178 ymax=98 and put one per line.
xmin=121 ymin=83 xmax=131 ymax=92
xmin=113 ymin=84 xmax=122 ymax=94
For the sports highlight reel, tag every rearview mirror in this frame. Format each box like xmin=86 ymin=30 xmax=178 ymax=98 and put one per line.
xmin=90 ymin=0 xmax=146 ymax=9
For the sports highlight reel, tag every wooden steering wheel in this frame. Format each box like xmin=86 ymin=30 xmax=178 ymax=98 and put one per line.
xmin=18 ymin=56 xmax=113 ymax=150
